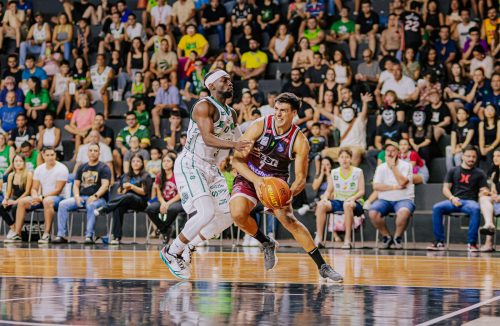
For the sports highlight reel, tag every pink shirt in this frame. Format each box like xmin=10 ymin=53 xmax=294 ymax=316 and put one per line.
xmin=71 ymin=108 xmax=96 ymax=129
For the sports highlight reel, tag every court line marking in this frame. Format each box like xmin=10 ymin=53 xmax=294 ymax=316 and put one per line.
xmin=0 ymin=321 xmax=61 ymax=326
xmin=0 ymin=292 xmax=153 ymax=303
xmin=417 ymin=295 xmax=500 ymax=326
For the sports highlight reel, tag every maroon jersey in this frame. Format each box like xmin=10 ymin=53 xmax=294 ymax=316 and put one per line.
xmin=246 ymin=115 xmax=301 ymax=179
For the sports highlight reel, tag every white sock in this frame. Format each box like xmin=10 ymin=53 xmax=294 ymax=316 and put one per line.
xmin=189 ymin=235 xmax=204 ymax=247
xmin=168 ymin=238 xmax=186 ymax=255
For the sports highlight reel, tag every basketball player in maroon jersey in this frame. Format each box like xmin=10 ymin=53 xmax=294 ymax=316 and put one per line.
xmin=230 ymin=93 xmax=343 ymax=282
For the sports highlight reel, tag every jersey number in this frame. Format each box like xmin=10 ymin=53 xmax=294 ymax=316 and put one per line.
xmin=404 ymin=20 xmax=420 ymax=32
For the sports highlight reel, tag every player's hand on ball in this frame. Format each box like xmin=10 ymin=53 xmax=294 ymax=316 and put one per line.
xmin=234 ymin=139 xmax=253 ymax=153
xmin=253 ymin=177 xmax=265 ymax=200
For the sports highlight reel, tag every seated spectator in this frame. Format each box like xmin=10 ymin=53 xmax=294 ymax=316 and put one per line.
xmin=8 ymin=115 xmax=35 ymax=152
xmin=75 ymin=130 xmax=114 ymax=178
xmin=149 ymin=0 xmax=172 ymax=30
xmin=68 ymin=56 xmax=91 ymax=107
xmin=398 ymin=138 xmax=429 ymax=184
xmin=427 ymin=146 xmax=489 ymax=252
xmin=304 ymin=53 xmax=329 ymax=96
xmin=423 ymin=0 xmax=443 ymax=43
xmin=292 ymin=37 xmax=314 ymax=71
xmin=1 ymin=55 xmax=22 ymax=88
xmin=113 ymin=112 xmax=150 ymax=177
xmin=61 ymin=0 xmax=99 ymax=25
xmin=317 ymin=69 xmax=340 ymax=106
xmin=37 ymin=113 xmax=63 ymax=160
xmin=0 ymin=76 xmax=24 ymax=108
xmin=130 ymin=99 xmax=150 ymax=128
xmin=181 ymin=58 xmax=206 ymax=102
xmin=308 ymin=122 xmax=326 ymax=174
xmin=257 ymin=0 xmax=280 ymax=41
xmin=233 ymin=39 xmax=268 ymax=80
xmin=354 ymin=49 xmax=380 ymax=96
xmin=38 ymin=41 xmax=64 ymax=78
xmin=124 ymin=13 xmax=146 ymax=44
xmin=21 ymin=55 xmax=49 ymax=91
xmin=478 ymin=104 xmax=500 ymax=165
xmin=8 ymin=147 xmax=69 ymax=243
xmin=149 ymin=38 xmax=178 ymax=87
xmin=455 ymin=9 xmax=477 ymax=51
xmin=467 ymin=46 xmax=495 ymax=79
xmin=151 ymin=76 xmax=180 ymax=138
xmin=19 ymin=12 xmax=51 ymax=67
xmin=374 ymin=108 xmax=409 ymax=151
xmin=0 ymin=133 xmax=14 ymax=182
xmin=335 ymin=88 xmax=362 ymax=116
xmin=259 ymin=91 xmax=277 ymax=117
xmin=408 ymin=108 xmax=435 ymax=165
xmin=145 ymin=24 xmax=174 ymax=54
xmin=64 ymin=94 xmax=96 ymax=156
xmin=369 ymin=141 xmax=415 ymax=249
xmin=50 ymin=60 xmax=71 ymax=117
xmin=268 ymin=24 xmax=295 ymax=62
xmin=94 ymin=153 xmax=152 ymax=245
xmin=177 ymin=24 xmax=209 ymax=77
xmin=425 ymin=88 xmax=452 ymax=141
xmin=327 ymin=7 xmax=354 ymax=45
xmin=461 ymin=27 xmax=489 ymax=63
xmin=146 ymin=147 xmax=162 ymax=178
xmin=479 ymin=72 xmax=500 ymax=116
xmin=320 ymin=93 xmax=371 ymax=166
xmin=376 ymin=91 xmax=405 ymax=125
xmin=145 ymin=153 xmax=184 ymax=244
xmin=200 ymin=0 xmax=226 ymax=47
xmin=226 ymin=0 xmax=254 ymax=43
xmin=235 ymin=91 xmax=257 ymax=124
xmin=435 ymin=25 xmax=458 ymax=69
xmin=421 ymin=47 xmax=448 ymax=85
xmin=87 ymin=113 xmax=114 ymax=147
xmin=415 ymin=71 xmax=442 ymax=109
xmin=98 ymin=11 xmax=124 ymax=54
xmin=247 ymin=78 xmax=265 ymax=107
xmin=72 ymin=18 xmax=91 ymax=65
xmin=282 ymin=69 xmax=313 ymax=100
xmin=0 ymin=1 xmax=25 ymax=50
xmin=444 ymin=63 xmax=470 ymax=122
xmin=126 ymin=72 xmax=146 ymax=111
xmin=401 ymin=48 xmax=421 ymax=81
xmin=482 ymin=6 xmax=500 ymax=48
xmin=480 ymin=148 xmax=500 ymax=251
xmin=300 ymin=17 xmax=324 ymax=53
xmin=52 ymin=13 xmax=73 ymax=61
xmin=171 ymin=0 xmax=196 ymax=35
xmin=446 ymin=107 xmax=474 ymax=171
xmin=212 ymin=42 xmax=238 ymax=73
xmin=123 ymin=136 xmax=150 ymax=175
xmin=350 ymin=0 xmax=379 ymax=60
xmin=125 ymin=38 xmax=150 ymax=89
xmin=25 ymin=76 xmax=55 ymax=132
xmin=89 ymin=54 xmax=114 ymax=119
xmin=0 ymin=90 xmax=24 ymax=133
xmin=0 ymin=154 xmax=32 ymax=242
xmin=332 ymin=49 xmax=352 ymax=87
xmin=380 ymin=63 xmax=418 ymax=104
xmin=315 ymin=149 xmax=365 ymax=249
xmin=53 ymin=142 xmax=111 ymax=244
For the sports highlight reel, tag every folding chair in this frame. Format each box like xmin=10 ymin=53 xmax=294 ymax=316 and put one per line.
xmin=324 ymin=212 xmax=365 ymax=248
xmin=445 ymin=212 xmax=481 ymax=249
xmin=27 ymin=208 xmax=45 ymax=242
xmin=68 ymin=207 xmax=111 ymax=242
xmin=374 ymin=212 xmax=416 ymax=249
xmin=107 ymin=210 xmax=150 ymax=244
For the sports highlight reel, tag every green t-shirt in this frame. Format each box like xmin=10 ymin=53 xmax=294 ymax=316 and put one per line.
xmin=330 ymin=20 xmax=355 ymax=35
xmin=25 ymin=149 xmax=39 ymax=172
xmin=117 ymin=125 xmax=151 ymax=149
xmin=25 ymin=89 xmax=55 ymax=112
xmin=134 ymin=110 xmax=150 ymax=127
xmin=377 ymin=150 xmax=386 ymax=164
xmin=0 ymin=145 xmax=11 ymax=178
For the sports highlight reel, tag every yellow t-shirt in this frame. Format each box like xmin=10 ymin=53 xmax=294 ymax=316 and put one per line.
xmin=178 ymin=34 xmax=208 ymax=57
xmin=241 ymin=51 xmax=268 ymax=69
xmin=483 ymin=18 xmax=500 ymax=45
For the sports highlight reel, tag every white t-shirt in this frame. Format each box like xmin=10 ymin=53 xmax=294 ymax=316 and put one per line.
xmin=126 ymin=23 xmax=146 ymax=42
xmin=470 ymin=56 xmax=494 ymax=79
xmin=373 ymin=160 xmax=414 ymax=201
xmin=33 ymin=162 xmax=69 ymax=196
xmin=381 ymin=76 xmax=416 ymax=100
xmin=456 ymin=21 xmax=477 ymax=49
xmin=378 ymin=70 xmax=393 ymax=85
xmin=333 ymin=115 xmax=367 ymax=148
xmin=151 ymin=5 xmax=172 ymax=26
xmin=76 ymin=142 xmax=113 ymax=164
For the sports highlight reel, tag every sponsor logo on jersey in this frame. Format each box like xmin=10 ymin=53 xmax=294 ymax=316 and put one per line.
xmin=276 ymin=143 xmax=285 ymax=153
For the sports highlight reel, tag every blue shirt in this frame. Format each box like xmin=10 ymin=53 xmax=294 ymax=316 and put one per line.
xmin=21 ymin=67 xmax=48 ymax=82
xmin=482 ymin=91 xmax=500 ymax=113
xmin=154 ymin=86 xmax=180 ymax=107
xmin=435 ymin=39 xmax=458 ymax=62
xmin=0 ymin=106 xmax=25 ymax=132
xmin=17 ymin=1 xmax=32 ymax=12
xmin=120 ymin=9 xmax=133 ymax=23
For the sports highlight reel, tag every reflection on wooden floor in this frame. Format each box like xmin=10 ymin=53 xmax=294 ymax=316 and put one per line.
xmin=0 ymin=247 xmax=499 ymax=289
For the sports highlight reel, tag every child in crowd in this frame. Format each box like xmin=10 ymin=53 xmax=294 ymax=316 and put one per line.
xmin=127 ymin=72 xmax=146 ymax=111
xmin=131 ymin=100 xmax=150 ymax=127
xmin=146 ymin=147 xmax=162 ymax=179
xmin=309 ymin=123 xmax=327 ymax=177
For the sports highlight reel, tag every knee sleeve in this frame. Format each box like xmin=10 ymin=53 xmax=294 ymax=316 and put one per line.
xmin=199 ymin=211 xmax=233 ymax=240
xmin=180 ymin=196 xmax=216 ymax=240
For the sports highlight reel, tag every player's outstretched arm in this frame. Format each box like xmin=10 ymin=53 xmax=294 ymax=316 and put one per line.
xmin=194 ymin=101 xmax=252 ymax=151
xmin=233 ymin=118 xmax=265 ymax=186
xmin=290 ymin=132 xmax=310 ymax=196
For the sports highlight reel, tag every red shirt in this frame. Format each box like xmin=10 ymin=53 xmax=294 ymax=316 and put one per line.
xmin=155 ymin=173 xmax=178 ymax=201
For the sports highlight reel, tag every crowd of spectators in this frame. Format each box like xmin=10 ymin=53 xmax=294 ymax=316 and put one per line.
xmin=0 ymin=0 xmax=498 ymax=250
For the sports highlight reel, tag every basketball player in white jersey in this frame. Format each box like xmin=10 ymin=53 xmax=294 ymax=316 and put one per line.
xmin=160 ymin=70 xmax=252 ymax=279
xmin=89 ymin=54 xmax=113 ymax=119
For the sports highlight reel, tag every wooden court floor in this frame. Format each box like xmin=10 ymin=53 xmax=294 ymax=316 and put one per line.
xmin=0 ymin=244 xmax=498 ymax=325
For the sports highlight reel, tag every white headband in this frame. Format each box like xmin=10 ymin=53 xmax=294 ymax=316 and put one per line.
xmin=205 ymin=70 xmax=229 ymax=88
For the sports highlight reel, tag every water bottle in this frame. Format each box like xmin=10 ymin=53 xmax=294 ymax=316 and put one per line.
xmin=276 ymin=68 xmax=281 ymax=80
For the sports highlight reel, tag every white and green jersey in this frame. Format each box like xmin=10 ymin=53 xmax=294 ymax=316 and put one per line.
xmin=331 ymin=166 xmax=363 ymax=202
xmin=184 ymin=96 xmax=236 ymax=164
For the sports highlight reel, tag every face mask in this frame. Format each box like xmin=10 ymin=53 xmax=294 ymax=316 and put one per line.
xmin=413 ymin=111 xmax=426 ymax=127
xmin=382 ymin=109 xmax=396 ymax=126
xmin=341 ymin=108 xmax=355 ymax=122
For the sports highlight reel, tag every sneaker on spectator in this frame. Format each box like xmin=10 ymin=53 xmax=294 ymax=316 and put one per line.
xmin=393 ymin=237 xmax=403 ymax=249
xmin=38 ymin=233 xmax=51 ymax=244
xmin=381 ymin=236 xmax=393 ymax=249
xmin=467 ymin=244 xmax=479 ymax=252
xmin=110 ymin=238 xmax=121 ymax=245
xmin=84 ymin=237 xmax=94 ymax=245
xmin=94 ymin=207 xmax=105 ymax=217
xmin=426 ymin=242 xmax=445 ymax=251
xmin=363 ymin=202 xmax=371 ymax=210
xmin=341 ymin=242 xmax=352 ymax=249
xmin=52 ymin=236 xmax=68 ymax=244
xmin=297 ymin=204 xmax=310 ymax=216
xmin=4 ymin=230 xmax=22 ymax=243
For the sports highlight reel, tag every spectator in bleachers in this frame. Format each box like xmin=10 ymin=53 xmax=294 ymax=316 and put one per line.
xmin=376 ymin=90 xmax=405 ymax=125
xmin=401 ymin=48 xmax=421 ymax=81
xmin=11 ymin=147 xmax=69 ymax=244
xmin=1 ymin=54 xmax=22 ymax=87
xmin=64 ymin=94 xmax=96 ymax=155
xmin=259 ymin=91 xmax=277 ymax=116
xmin=151 ymin=76 xmax=180 ymax=138
xmin=428 ymin=145 xmax=489 ymax=251
xmin=0 ymin=133 xmax=14 ymax=180
xmin=332 ymin=49 xmax=352 ymax=86
xmin=327 ymin=6 xmax=354 ymax=45
xmin=305 ymin=53 xmax=329 ymax=96
xmin=421 ymin=47 xmax=448 ymax=84
xmin=398 ymin=138 xmax=429 ymax=184
xmin=283 ymin=69 xmax=313 ymax=101
xmin=354 ymin=48 xmax=380 ymax=96
xmin=336 ymin=88 xmax=362 ymax=116
xmin=317 ymin=68 xmax=340 ymax=106
xmin=305 ymin=0 xmax=325 ymax=23
xmin=116 ymin=0 xmax=132 ymax=23
xmin=19 ymin=141 xmax=40 ymax=172
xmin=467 ymin=46 xmax=495 ymax=79
xmin=124 ymin=13 xmax=146 ymax=46
xmin=478 ymin=104 xmax=499 ymax=165
xmin=146 ymin=147 xmax=162 ymax=178
xmin=292 ymin=37 xmax=314 ymax=71
xmin=380 ymin=63 xmax=418 ymax=104
xmin=130 ymin=99 xmax=150 ymax=128
xmin=8 ymin=114 xmax=35 ymax=152
xmin=0 ymin=90 xmax=24 ymax=133
xmin=145 ymin=24 xmax=173 ymax=54
xmin=145 ymin=153 xmax=184 ymax=244
xmin=350 ymin=0 xmax=379 ymax=60
xmin=94 ymin=153 xmax=152 ymax=245
xmin=408 ymin=108 xmax=435 ymax=165
xmin=37 ymin=113 xmax=63 ymax=160
xmin=0 ymin=154 xmax=32 ymax=242
xmin=287 ymin=0 xmax=307 ymax=38
xmin=39 ymin=41 xmax=64 ymax=77
xmin=320 ymin=93 xmax=371 ymax=166
xmin=181 ymin=58 xmax=206 ymax=102
xmin=25 ymin=76 xmax=54 ymax=131
xmin=200 ymin=0 xmax=227 ymax=47
xmin=150 ymin=38 xmax=177 ymax=86
xmin=233 ymin=38 xmax=268 ymax=80
xmin=19 ymin=11 xmax=50 ymax=67
xmin=171 ymin=0 xmax=196 ymax=35
xmin=61 ymin=0 xmax=99 ymax=25
xmin=416 ymin=71 xmax=441 ymax=109
xmin=68 ymin=56 xmax=90 ymax=104
xmin=269 ymin=24 xmax=295 ymax=63
xmin=480 ymin=148 xmax=500 ymax=251
xmin=399 ymin=1 xmax=426 ymax=52
xmin=89 ymin=54 xmax=113 ymax=119
xmin=234 ymin=91 xmax=257 ymax=124
xmin=0 ymin=1 xmax=25 ymax=50
xmin=300 ymin=17 xmax=325 ymax=54
xmin=257 ymin=0 xmax=280 ymax=40
xmin=461 ymin=27 xmax=489 ymax=63
xmin=113 ymin=112 xmax=150 ymax=177
xmin=123 ymin=135 xmax=150 ymax=175
xmin=177 ymin=24 xmax=209 ymax=71
xmin=423 ymin=0 xmax=443 ymax=42
xmin=75 ymin=130 xmax=113 ymax=179
xmin=446 ymin=107 xmax=474 ymax=170
xmin=369 ymin=141 xmax=415 ymax=249
xmin=374 ymin=107 xmax=409 ymax=151
xmin=308 ymin=122 xmax=326 ymax=173
xmin=492 ymin=25 xmax=500 ymax=59
xmin=150 ymin=0 xmax=172 ymax=31
xmin=73 ymin=18 xmax=90 ymax=65
xmin=482 ymin=6 xmax=499 ymax=47
xmin=435 ymin=25 xmax=458 ymax=70
xmin=126 ymin=38 xmax=150 ymax=87
xmin=455 ymin=9 xmax=477 ymax=51
xmin=21 ymin=55 xmax=48 ymax=90
xmin=50 ymin=60 xmax=71 ymax=117
xmin=444 ymin=62 xmax=469 ymax=122
xmin=247 ymin=78 xmax=264 ymax=107
xmin=316 ymin=148 xmax=365 ymax=249
xmin=54 ymin=142 xmax=111 ymax=244
xmin=88 ymin=113 xmax=114 ymax=147
xmin=52 ymin=13 xmax=72 ymax=61
xmin=98 ymin=11 xmax=124 ymax=54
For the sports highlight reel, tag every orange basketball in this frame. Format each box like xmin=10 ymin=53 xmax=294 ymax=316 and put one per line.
xmin=260 ymin=177 xmax=291 ymax=209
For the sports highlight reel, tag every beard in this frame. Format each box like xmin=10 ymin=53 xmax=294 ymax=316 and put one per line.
xmin=222 ymin=89 xmax=233 ymax=99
